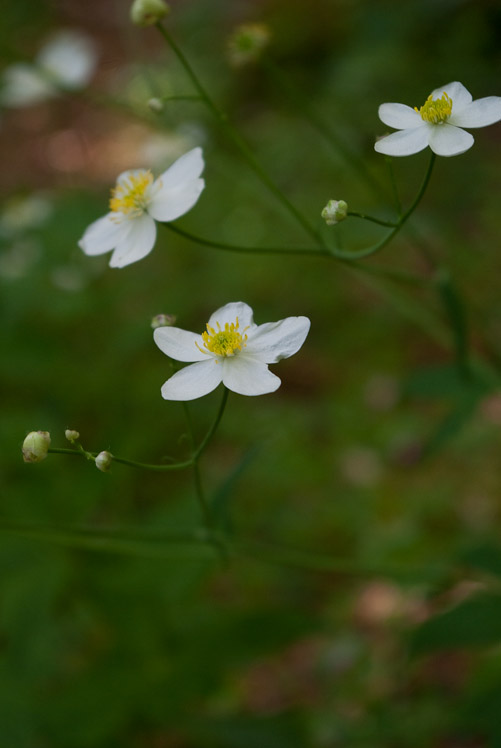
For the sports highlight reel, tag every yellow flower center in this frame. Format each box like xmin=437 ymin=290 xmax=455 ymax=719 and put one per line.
xmin=197 ymin=318 xmax=248 ymax=357
xmin=109 ymin=170 xmax=153 ymax=216
xmin=415 ymin=92 xmax=453 ymax=124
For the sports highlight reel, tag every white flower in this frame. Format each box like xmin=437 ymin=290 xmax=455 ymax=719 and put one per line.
xmin=374 ymin=81 xmax=501 ymax=157
xmin=154 ymin=301 xmax=311 ymax=401
xmin=78 ymin=148 xmax=205 ymax=268
xmin=1 ymin=30 xmax=97 ymax=108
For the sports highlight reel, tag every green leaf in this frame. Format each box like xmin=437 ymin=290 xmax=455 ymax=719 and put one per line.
xmin=403 ymin=364 xmax=469 ymax=399
xmin=412 ymin=593 xmax=501 ymax=654
xmin=421 ymin=388 xmax=482 ymax=458
xmin=460 ymin=543 xmax=501 ymax=578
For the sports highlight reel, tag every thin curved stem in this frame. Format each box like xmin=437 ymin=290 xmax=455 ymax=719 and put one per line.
xmin=155 ymin=23 xmax=323 ymax=246
xmin=165 ymin=223 xmax=329 ymax=257
xmin=261 ymin=54 xmax=388 ymax=201
xmin=0 ymin=519 xmax=449 ymax=581
xmin=385 ymin=156 xmax=403 ymax=216
xmin=48 ymin=388 xmax=230 ymax=473
xmin=193 ymin=387 xmax=229 ymax=460
xmin=348 ymin=211 xmax=398 ymax=228
xmin=328 ymin=152 xmax=436 ymax=261
xmin=164 ymin=223 xmax=428 ymax=285
xmin=49 ymin=447 xmax=192 ymax=471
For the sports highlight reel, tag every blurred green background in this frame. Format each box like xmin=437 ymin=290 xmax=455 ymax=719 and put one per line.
xmin=2 ymin=0 xmax=501 ymax=745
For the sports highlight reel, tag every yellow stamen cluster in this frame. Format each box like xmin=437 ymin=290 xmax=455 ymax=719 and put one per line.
xmin=109 ymin=170 xmax=153 ymax=216
xmin=198 ymin=318 xmax=248 ymax=357
xmin=415 ymin=92 xmax=453 ymax=124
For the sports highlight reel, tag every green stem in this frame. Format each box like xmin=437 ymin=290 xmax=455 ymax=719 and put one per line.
xmin=193 ymin=387 xmax=229 ymax=461
xmin=165 ymin=223 xmax=329 ymax=257
xmin=0 ymin=519 xmax=448 ymax=581
xmin=165 ymin=223 xmax=428 ymax=285
xmin=328 ymin=152 xmax=436 ymax=261
xmin=48 ymin=388 xmax=230 ymax=473
xmin=262 ymin=54 xmax=388 ymax=200
xmin=49 ymin=447 xmax=192 ymax=471
xmin=182 ymin=401 xmax=212 ymax=529
xmin=385 ymin=156 xmax=403 ymax=216
xmin=155 ymin=23 xmax=323 ymax=246
xmin=347 ymin=211 xmax=397 ymax=228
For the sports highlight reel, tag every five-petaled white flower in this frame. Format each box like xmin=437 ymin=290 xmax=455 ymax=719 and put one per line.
xmin=154 ymin=301 xmax=311 ymax=400
xmin=1 ymin=30 xmax=98 ymax=108
xmin=374 ymin=81 xmax=501 ymax=157
xmin=78 ymin=148 xmax=205 ymax=268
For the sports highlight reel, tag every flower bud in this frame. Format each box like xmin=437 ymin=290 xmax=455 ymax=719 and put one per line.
xmin=148 ymin=97 xmax=164 ymax=113
xmin=227 ymin=23 xmax=271 ymax=67
xmin=22 ymin=431 xmax=51 ymax=463
xmin=151 ymin=313 xmax=176 ymax=329
xmin=321 ymin=199 xmax=348 ymax=226
xmin=65 ymin=429 xmax=80 ymax=443
xmin=130 ymin=0 xmax=170 ymax=27
xmin=95 ymin=451 xmax=113 ymax=472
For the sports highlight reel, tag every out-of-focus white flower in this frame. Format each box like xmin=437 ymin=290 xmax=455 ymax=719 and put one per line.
xmin=0 ymin=239 xmax=41 ymax=280
xmin=0 ymin=194 xmax=52 ymax=236
xmin=139 ymin=131 xmax=198 ymax=170
xmin=375 ymin=81 xmax=501 ymax=157
xmin=154 ymin=301 xmax=310 ymax=401
xmin=130 ymin=0 xmax=170 ymax=27
xmin=78 ymin=147 xmax=205 ymax=268
xmin=1 ymin=30 xmax=98 ymax=108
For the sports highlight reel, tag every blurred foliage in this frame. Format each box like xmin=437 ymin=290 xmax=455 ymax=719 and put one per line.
xmin=2 ymin=0 xmax=501 ymax=746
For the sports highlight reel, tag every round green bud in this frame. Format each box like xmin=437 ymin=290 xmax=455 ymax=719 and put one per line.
xmin=95 ymin=451 xmax=113 ymax=472
xmin=321 ymin=199 xmax=348 ymax=226
xmin=22 ymin=431 xmax=51 ymax=463
xmin=148 ymin=97 xmax=164 ymax=113
xmin=65 ymin=429 xmax=80 ymax=443
xmin=227 ymin=23 xmax=271 ymax=67
xmin=151 ymin=313 xmax=176 ymax=329
xmin=130 ymin=0 xmax=170 ymax=27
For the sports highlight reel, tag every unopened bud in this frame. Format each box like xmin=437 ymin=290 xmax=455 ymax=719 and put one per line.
xmin=95 ymin=451 xmax=113 ymax=472
xmin=65 ymin=429 xmax=80 ymax=443
xmin=22 ymin=431 xmax=51 ymax=463
xmin=148 ymin=97 xmax=164 ymax=113
xmin=321 ymin=199 xmax=348 ymax=226
xmin=130 ymin=0 xmax=170 ymax=27
xmin=151 ymin=313 xmax=176 ymax=329
xmin=227 ymin=23 xmax=271 ymax=67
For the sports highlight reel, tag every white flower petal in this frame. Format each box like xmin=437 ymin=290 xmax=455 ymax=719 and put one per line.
xmin=1 ymin=64 xmax=56 ymax=107
xmin=148 ymin=178 xmax=205 ymax=222
xmin=449 ymin=96 xmax=501 ymax=128
xmin=157 ymin=147 xmax=205 ymax=191
xmin=78 ymin=213 xmax=128 ymax=256
xmin=374 ymin=126 xmax=430 ymax=157
xmin=207 ymin=302 xmax=255 ymax=331
xmin=247 ymin=316 xmax=311 ymax=364
xmin=109 ymin=214 xmax=156 ymax=268
xmin=154 ymin=327 xmax=207 ymax=363
xmin=161 ymin=360 xmax=222 ymax=401
xmin=221 ymin=357 xmax=281 ymax=396
xmin=431 ymin=81 xmax=472 ymax=113
xmin=378 ymin=103 xmax=422 ymax=129
xmin=37 ymin=31 xmax=97 ymax=89
xmin=428 ymin=123 xmax=474 ymax=157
